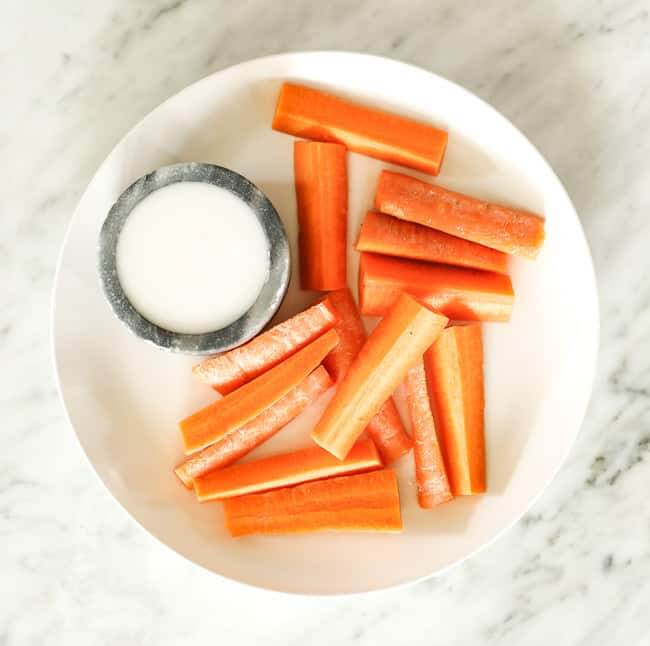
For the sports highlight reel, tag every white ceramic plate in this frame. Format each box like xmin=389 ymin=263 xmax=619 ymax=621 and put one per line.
xmin=53 ymin=52 xmax=598 ymax=595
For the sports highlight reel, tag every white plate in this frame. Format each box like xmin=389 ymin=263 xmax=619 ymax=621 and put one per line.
xmin=52 ymin=52 xmax=598 ymax=595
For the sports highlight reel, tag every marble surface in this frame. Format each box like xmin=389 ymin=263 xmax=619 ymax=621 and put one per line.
xmin=2 ymin=0 xmax=650 ymax=643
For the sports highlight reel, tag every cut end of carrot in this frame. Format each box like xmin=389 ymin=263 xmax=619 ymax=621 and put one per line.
xmin=310 ymin=428 xmax=348 ymax=461
xmin=174 ymin=366 xmax=333 ymax=487
xmin=192 ymin=356 xmax=245 ymax=395
xmin=174 ymin=465 xmax=194 ymax=489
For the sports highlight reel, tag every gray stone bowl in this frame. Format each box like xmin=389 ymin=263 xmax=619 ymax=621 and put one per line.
xmin=98 ymin=162 xmax=290 ymax=355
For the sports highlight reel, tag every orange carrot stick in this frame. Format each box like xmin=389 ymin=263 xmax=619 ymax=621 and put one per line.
xmin=364 ymin=400 xmax=411 ymax=465
xmin=223 ymin=469 xmax=402 ymax=537
xmin=358 ymin=252 xmax=514 ymax=322
xmin=405 ymin=361 xmax=453 ymax=508
xmin=194 ymin=438 xmax=381 ymax=501
xmin=180 ymin=329 xmax=339 ymax=454
xmin=312 ymin=293 xmax=447 ymax=460
xmin=193 ymin=300 xmax=339 ymax=394
xmin=324 ymin=288 xmax=411 ymax=463
xmin=356 ymin=210 xmax=508 ymax=274
xmin=273 ymin=83 xmax=448 ymax=175
xmin=424 ymin=324 xmax=485 ymax=495
xmin=321 ymin=289 xmax=367 ymax=383
xmin=174 ymin=367 xmax=333 ymax=488
xmin=375 ymin=170 xmax=545 ymax=259
xmin=294 ymin=141 xmax=348 ymax=291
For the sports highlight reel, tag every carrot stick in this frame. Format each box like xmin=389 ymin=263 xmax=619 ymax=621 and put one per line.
xmin=365 ymin=401 xmax=411 ymax=465
xmin=273 ymin=83 xmax=448 ymax=175
xmin=312 ymin=293 xmax=447 ymax=460
xmin=375 ymin=170 xmax=545 ymax=259
xmin=294 ymin=141 xmax=348 ymax=291
xmin=194 ymin=438 xmax=380 ymax=501
xmin=193 ymin=300 xmax=339 ymax=394
xmin=324 ymin=288 xmax=411 ymax=463
xmin=180 ymin=329 xmax=339 ymax=454
xmin=223 ymin=469 xmax=402 ymax=537
xmin=405 ymin=361 xmax=453 ymax=508
xmin=356 ymin=210 xmax=508 ymax=274
xmin=321 ymin=289 xmax=367 ymax=383
xmin=424 ymin=324 xmax=485 ymax=495
xmin=174 ymin=367 xmax=333 ymax=488
xmin=358 ymin=252 xmax=514 ymax=322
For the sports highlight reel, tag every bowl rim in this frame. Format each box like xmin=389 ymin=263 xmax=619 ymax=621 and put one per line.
xmin=51 ymin=51 xmax=600 ymax=596
xmin=97 ymin=161 xmax=290 ymax=355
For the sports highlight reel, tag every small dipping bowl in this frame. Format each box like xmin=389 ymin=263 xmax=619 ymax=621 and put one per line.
xmin=99 ymin=162 xmax=290 ymax=354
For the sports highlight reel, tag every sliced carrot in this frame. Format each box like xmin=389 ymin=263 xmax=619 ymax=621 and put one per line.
xmin=365 ymin=400 xmax=411 ymax=465
xmin=180 ymin=329 xmax=339 ymax=454
xmin=424 ymin=324 xmax=485 ymax=495
xmin=273 ymin=83 xmax=448 ymax=175
xmin=358 ymin=252 xmax=514 ymax=322
xmin=312 ymin=293 xmax=447 ymax=460
xmin=321 ymin=289 xmax=367 ymax=383
xmin=356 ymin=210 xmax=508 ymax=274
xmin=324 ymin=288 xmax=411 ymax=464
xmin=193 ymin=300 xmax=339 ymax=394
xmin=294 ymin=141 xmax=348 ymax=291
xmin=405 ymin=361 xmax=453 ymax=508
xmin=223 ymin=469 xmax=402 ymax=537
xmin=375 ymin=170 xmax=545 ymax=259
xmin=174 ymin=367 xmax=333 ymax=488
xmin=194 ymin=438 xmax=380 ymax=501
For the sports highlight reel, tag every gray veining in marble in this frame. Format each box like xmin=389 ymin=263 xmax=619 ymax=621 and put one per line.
xmin=3 ymin=1 xmax=650 ymax=644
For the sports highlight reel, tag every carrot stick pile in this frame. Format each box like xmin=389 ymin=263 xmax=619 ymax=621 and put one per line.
xmin=172 ymin=81 xmax=545 ymax=537
xmin=375 ymin=170 xmax=545 ymax=259
xmin=312 ymin=292 xmax=447 ymax=460
xmin=174 ymin=366 xmax=333 ymax=487
xmin=180 ymin=329 xmax=339 ymax=454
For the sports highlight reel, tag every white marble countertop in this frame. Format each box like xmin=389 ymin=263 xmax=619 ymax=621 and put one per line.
xmin=3 ymin=1 xmax=649 ymax=643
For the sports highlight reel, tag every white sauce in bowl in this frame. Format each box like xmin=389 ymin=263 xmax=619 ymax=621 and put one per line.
xmin=116 ymin=182 xmax=270 ymax=335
